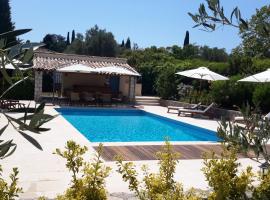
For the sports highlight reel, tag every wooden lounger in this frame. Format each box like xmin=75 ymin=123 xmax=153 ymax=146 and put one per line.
xmin=167 ymin=102 xmax=201 ymax=113
xmin=0 ymin=99 xmax=25 ymax=110
xmin=178 ymin=103 xmax=215 ymax=118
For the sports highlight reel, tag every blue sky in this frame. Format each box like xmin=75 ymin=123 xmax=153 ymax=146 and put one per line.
xmin=11 ymin=0 xmax=269 ymax=52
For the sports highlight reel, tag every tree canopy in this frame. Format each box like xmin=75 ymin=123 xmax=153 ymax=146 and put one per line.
xmin=0 ymin=0 xmax=15 ymax=44
xmin=240 ymin=5 xmax=270 ymax=58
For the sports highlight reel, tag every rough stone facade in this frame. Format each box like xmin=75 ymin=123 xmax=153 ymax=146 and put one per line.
xmin=34 ymin=71 xmax=43 ymax=101
xmin=129 ymin=77 xmax=136 ymax=102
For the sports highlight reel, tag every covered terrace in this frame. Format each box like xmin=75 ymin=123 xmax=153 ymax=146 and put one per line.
xmin=32 ymin=50 xmax=141 ymax=104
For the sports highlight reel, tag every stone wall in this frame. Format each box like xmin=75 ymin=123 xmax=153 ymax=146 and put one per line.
xmin=129 ymin=76 xmax=136 ymax=102
xmin=34 ymin=71 xmax=43 ymax=101
xmin=160 ymin=99 xmax=241 ymax=120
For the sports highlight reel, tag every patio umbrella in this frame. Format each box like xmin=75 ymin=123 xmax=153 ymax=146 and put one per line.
xmin=176 ymin=66 xmax=229 ymax=96
xmin=238 ymin=69 xmax=270 ymax=82
xmin=57 ymin=64 xmax=96 ymax=73
xmin=176 ymin=67 xmax=229 ymax=81
xmin=93 ymin=66 xmax=141 ymax=76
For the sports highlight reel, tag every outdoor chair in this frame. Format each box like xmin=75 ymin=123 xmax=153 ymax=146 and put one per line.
xmin=70 ymin=92 xmax=80 ymax=105
xmin=178 ymin=103 xmax=215 ymax=118
xmin=112 ymin=93 xmax=124 ymax=104
xmin=81 ymin=92 xmax=95 ymax=105
xmin=100 ymin=93 xmax=112 ymax=105
xmin=167 ymin=102 xmax=201 ymax=113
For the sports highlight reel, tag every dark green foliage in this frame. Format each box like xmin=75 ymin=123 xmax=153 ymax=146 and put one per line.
xmin=42 ymin=34 xmax=67 ymax=52
xmin=66 ymin=32 xmax=70 ymax=45
xmin=65 ymin=33 xmax=85 ymax=54
xmin=125 ymin=37 xmax=131 ymax=49
xmin=210 ymin=76 xmax=254 ymax=109
xmin=253 ymin=84 xmax=270 ymax=113
xmin=84 ymin=25 xmax=117 ymax=57
xmin=120 ymin=39 xmax=125 ymax=47
xmin=155 ymin=64 xmax=180 ymax=100
xmin=71 ymin=30 xmax=75 ymax=43
xmin=240 ymin=5 xmax=270 ymax=58
xmin=0 ymin=0 xmax=15 ymax=45
xmin=183 ymin=31 xmax=189 ymax=47
xmin=1 ymin=77 xmax=34 ymax=100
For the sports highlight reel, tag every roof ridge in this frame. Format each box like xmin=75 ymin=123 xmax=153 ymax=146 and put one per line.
xmin=34 ymin=50 xmax=128 ymax=62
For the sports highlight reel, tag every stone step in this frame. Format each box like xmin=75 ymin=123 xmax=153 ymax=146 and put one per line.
xmin=135 ymin=96 xmax=160 ymax=100
xmin=135 ymin=102 xmax=160 ymax=106
xmin=135 ymin=99 xmax=160 ymax=103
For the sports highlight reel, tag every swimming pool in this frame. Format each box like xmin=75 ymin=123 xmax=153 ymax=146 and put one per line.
xmin=56 ymin=108 xmax=218 ymax=142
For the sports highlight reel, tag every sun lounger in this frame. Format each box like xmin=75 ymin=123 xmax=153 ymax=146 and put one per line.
xmin=167 ymin=102 xmax=201 ymax=113
xmin=234 ymin=112 xmax=270 ymax=123
xmin=178 ymin=103 xmax=215 ymax=118
xmin=0 ymin=99 xmax=25 ymax=110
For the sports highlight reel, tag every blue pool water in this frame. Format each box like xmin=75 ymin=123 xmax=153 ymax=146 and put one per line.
xmin=56 ymin=108 xmax=218 ymax=142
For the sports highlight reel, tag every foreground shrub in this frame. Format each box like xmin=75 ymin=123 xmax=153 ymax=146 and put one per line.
xmin=253 ymin=171 xmax=270 ymax=200
xmin=116 ymin=140 xmax=202 ymax=200
xmin=55 ymin=141 xmax=111 ymax=200
xmin=202 ymin=148 xmax=254 ymax=200
xmin=0 ymin=166 xmax=22 ymax=200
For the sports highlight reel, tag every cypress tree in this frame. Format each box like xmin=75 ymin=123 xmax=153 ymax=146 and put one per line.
xmin=71 ymin=30 xmax=75 ymax=43
xmin=120 ymin=39 xmax=125 ymax=47
xmin=0 ymin=0 xmax=16 ymax=44
xmin=183 ymin=31 xmax=190 ymax=47
xmin=66 ymin=32 xmax=70 ymax=45
xmin=125 ymin=37 xmax=131 ymax=49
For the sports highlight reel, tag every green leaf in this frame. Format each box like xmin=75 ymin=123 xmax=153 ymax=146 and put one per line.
xmin=29 ymin=112 xmax=56 ymax=128
xmin=188 ymin=13 xmax=199 ymax=23
xmin=0 ymin=140 xmax=16 ymax=159
xmin=230 ymin=8 xmax=238 ymax=23
xmin=22 ymin=47 xmax=33 ymax=64
xmin=19 ymin=131 xmax=43 ymax=150
xmin=0 ymin=124 xmax=8 ymax=136
xmin=0 ymin=39 xmax=6 ymax=49
xmin=7 ymin=44 xmax=23 ymax=59
xmin=240 ymin=18 xmax=249 ymax=30
xmin=0 ymin=29 xmax=32 ymax=40
xmin=35 ymin=102 xmax=46 ymax=114
xmin=202 ymin=23 xmax=216 ymax=30
xmin=21 ymin=42 xmax=45 ymax=50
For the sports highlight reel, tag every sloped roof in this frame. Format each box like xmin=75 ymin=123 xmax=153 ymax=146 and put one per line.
xmin=33 ymin=49 xmax=139 ymax=76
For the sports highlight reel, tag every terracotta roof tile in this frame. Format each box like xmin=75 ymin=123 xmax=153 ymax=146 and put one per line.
xmin=33 ymin=50 xmax=138 ymax=74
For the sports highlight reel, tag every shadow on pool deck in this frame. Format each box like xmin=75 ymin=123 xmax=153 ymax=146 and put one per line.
xmin=94 ymin=144 xmax=258 ymax=161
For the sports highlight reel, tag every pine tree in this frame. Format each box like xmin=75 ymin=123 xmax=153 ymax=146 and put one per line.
xmin=183 ymin=31 xmax=190 ymax=47
xmin=120 ymin=39 xmax=125 ymax=47
xmin=125 ymin=37 xmax=131 ymax=49
xmin=0 ymin=0 xmax=15 ymax=44
xmin=71 ymin=30 xmax=75 ymax=43
xmin=66 ymin=32 xmax=70 ymax=45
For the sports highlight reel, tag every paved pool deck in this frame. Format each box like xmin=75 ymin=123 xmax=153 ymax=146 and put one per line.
xmin=1 ymin=102 xmax=261 ymax=199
